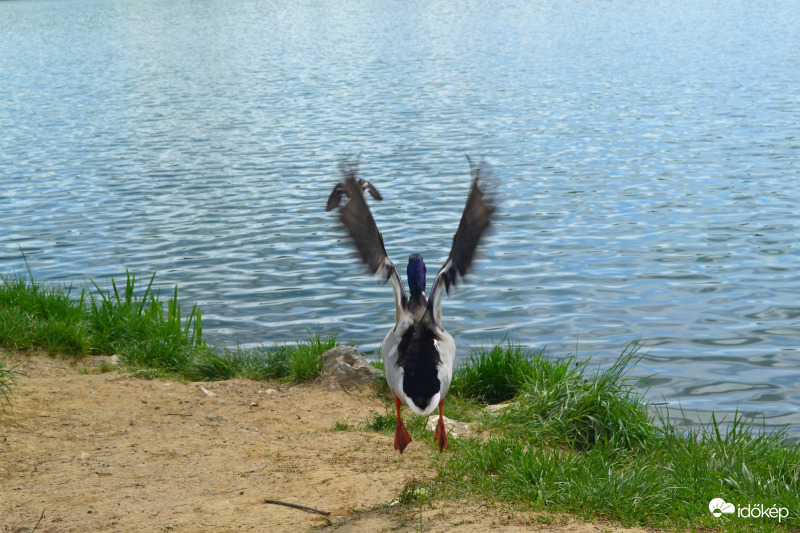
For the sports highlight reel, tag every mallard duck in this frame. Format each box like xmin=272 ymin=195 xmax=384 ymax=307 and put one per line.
xmin=335 ymin=156 xmax=497 ymax=453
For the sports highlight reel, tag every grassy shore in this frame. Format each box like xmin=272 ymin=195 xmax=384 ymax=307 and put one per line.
xmin=439 ymin=344 xmax=799 ymax=532
xmin=2 ymin=266 xmax=798 ymax=532
xmin=0 ymin=264 xmax=337 ymax=382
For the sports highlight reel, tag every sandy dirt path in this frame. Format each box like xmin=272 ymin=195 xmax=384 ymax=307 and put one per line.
xmin=1 ymin=353 xmax=645 ymax=533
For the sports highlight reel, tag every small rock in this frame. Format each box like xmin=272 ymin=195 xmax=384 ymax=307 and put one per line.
xmin=318 ymin=346 xmax=381 ymax=390
xmin=426 ymin=415 xmax=472 ymax=439
xmin=486 ymin=402 xmax=514 ymax=414
xmin=259 ymin=389 xmax=277 ymax=395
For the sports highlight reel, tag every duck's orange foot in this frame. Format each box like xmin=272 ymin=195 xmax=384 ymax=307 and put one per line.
xmin=434 ymin=400 xmax=449 ymax=452
xmin=393 ymin=396 xmax=412 ymax=453
xmin=434 ymin=416 xmax=449 ymax=451
xmin=394 ymin=418 xmax=412 ymax=453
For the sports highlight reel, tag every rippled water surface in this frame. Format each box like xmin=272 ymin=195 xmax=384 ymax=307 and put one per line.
xmin=2 ymin=0 xmax=799 ymax=432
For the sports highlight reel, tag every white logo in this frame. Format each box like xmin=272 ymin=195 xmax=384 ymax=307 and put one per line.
xmin=709 ymin=498 xmax=789 ymax=523
xmin=709 ymin=498 xmax=735 ymax=517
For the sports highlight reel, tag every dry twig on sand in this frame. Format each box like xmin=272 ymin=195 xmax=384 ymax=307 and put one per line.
xmin=264 ymin=499 xmax=331 ymax=516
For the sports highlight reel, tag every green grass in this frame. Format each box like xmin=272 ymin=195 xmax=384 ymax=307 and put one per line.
xmin=449 ymin=340 xmax=546 ymax=404
xmin=0 ymin=351 xmax=24 ymax=408
xmin=88 ymin=270 xmax=205 ymax=373
xmin=431 ymin=340 xmax=800 ymax=532
xmin=494 ymin=341 xmax=653 ymax=450
xmin=364 ymin=407 xmax=431 ymax=441
xmin=189 ymin=332 xmax=338 ymax=383
xmin=0 ymin=264 xmax=337 ymax=383
xmin=0 ymin=265 xmax=89 ymax=355
xmin=440 ymin=416 xmax=799 ymax=531
xmin=332 ymin=419 xmax=352 ymax=431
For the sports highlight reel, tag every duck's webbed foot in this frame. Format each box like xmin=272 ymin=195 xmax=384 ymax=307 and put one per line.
xmin=434 ymin=399 xmax=449 ymax=452
xmin=394 ymin=396 xmax=412 ymax=453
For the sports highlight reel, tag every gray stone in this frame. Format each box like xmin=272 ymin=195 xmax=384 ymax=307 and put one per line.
xmin=319 ymin=346 xmax=381 ymax=390
xmin=426 ymin=415 xmax=472 ymax=439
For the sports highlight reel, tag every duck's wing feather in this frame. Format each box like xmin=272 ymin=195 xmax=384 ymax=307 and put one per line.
xmin=338 ymin=161 xmax=408 ymax=319
xmin=425 ymin=156 xmax=497 ymax=326
xmin=358 ymin=178 xmax=383 ymax=201
xmin=325 ymin=182 xmax=347 ymax=211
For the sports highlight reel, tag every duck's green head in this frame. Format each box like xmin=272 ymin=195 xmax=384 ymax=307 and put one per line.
xmin=407 ymin=254 xmax=426 ymax=296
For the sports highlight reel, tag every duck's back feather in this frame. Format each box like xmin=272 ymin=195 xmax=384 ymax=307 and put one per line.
xmin=382 ymin=319 xmax=455 ymax=416
xmin=396 ymin=322 xmax=442 ymax=411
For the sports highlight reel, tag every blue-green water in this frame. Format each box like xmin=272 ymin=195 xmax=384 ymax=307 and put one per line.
xmin=2 ymin=0 xmax=799 ymax=432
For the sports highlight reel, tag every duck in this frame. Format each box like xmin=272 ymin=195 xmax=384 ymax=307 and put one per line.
xmin=334 ymin=156 xmax=497 ymax=453
xmin=325 ymin=164 xmax=383 ymax=211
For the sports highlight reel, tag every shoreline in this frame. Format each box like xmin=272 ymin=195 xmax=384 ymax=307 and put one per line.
xmin=3 ymin=269 xmax=799 ymax=532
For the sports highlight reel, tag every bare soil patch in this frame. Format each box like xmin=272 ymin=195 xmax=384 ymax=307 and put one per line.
xmin=1 ymin=353 xmax=645 ymax=532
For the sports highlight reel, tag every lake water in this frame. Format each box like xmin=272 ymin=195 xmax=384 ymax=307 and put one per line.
xmin=2 ymin=0 xmax=799 ymax=434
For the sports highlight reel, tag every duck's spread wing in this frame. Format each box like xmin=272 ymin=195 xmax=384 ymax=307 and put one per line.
xmin=338 ymin=161 xmax=407 ymax=317
xmin=359 ymin=178 xmax=383 ymax=201
xmin=325 ymin=182 xmax=347 ymax=211
xmin=426 ymin=156 xmax=497 ymax=325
